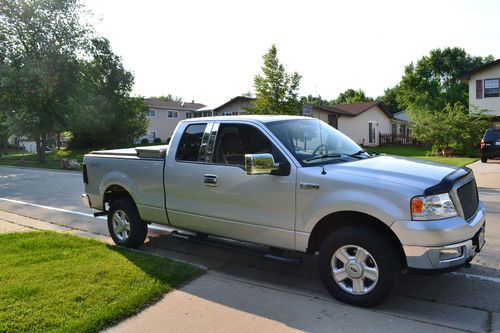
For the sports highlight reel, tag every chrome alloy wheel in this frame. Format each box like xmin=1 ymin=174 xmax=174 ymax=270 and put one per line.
xmin=112 ymin=209 xmax=131 ymax=242
xmin=331 ymin=245 xmax=379 ymax=295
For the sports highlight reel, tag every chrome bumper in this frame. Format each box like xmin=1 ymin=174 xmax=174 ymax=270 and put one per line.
xmin=395 ymin=203 xmax=486 ymax=270
xmin=81 ymin=193 xmax=91 ymax=208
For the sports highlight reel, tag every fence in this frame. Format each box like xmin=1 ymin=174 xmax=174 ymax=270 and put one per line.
xmin=379 ymin=133 xmax=431 ymax=148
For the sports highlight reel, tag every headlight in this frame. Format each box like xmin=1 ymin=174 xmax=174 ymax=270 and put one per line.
xmin=411 ymin=193 xmax=457 ymax=220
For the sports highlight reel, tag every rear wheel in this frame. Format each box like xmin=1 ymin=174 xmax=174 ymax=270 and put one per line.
xmin=108 ymin=198 xmax=148 ymax=248
xmin=481 ymin=156 xmax=487 ymax=163
xmin=319 ymin=226 xmax=401 ymax=307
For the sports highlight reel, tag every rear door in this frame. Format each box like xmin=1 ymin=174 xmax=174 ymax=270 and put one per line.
xmin=164 ymin=122 xmax=212 ymax=228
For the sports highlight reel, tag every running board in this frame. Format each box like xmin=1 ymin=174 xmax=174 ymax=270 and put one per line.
xmin=170 ymin=231 xmax=302 ymax=265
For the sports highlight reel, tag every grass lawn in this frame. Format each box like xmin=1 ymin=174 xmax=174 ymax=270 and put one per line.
xmin=0 ymin=149 xmax=90 ymax=171
xmin=0 ymin=232 xmax=201 ymax=333
xmin=368 ymin=146 xmax=478 ymax=167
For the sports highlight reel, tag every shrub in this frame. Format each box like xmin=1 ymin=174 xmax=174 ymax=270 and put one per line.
xmin=153 ymin=138 xmax=161 ymax=143
xmin=140 ymin=138 xmax=149 ymax=144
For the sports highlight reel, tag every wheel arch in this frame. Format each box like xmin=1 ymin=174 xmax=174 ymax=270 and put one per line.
xmin=307 ymin=211 xmax=407 ymax=268
xmin=103 ymin=184 xmax=136 ymax=211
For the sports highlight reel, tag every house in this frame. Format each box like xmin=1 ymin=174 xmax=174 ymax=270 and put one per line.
xmin=212 ymin=96 xmax=254 ymax=116
xmin=139 ymin=98 xmax=205 ymax=143
xmin=459 ymin=59 xmax=500 ymax=125
xmin=305 ymin=101 xmax=394 ymax=146
xmin=392 ymin=110 xmax=411 ymax=136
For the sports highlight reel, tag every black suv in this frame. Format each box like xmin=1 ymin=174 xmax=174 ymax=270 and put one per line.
xmin=481 ymin=127 xmax=500 ymax=163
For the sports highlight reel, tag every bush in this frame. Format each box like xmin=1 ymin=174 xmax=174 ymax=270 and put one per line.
xmin=140 ymin=138 xmax=149 ymax=144
xmin=153 ymin=138 xmax=161 ymax=143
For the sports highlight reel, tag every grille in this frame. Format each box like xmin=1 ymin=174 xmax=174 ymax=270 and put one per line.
xmin=457 ymin=179 xmax=479 ymax=220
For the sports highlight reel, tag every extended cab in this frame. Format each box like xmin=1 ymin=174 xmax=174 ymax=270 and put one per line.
xmin=82 ymin=116 xmax=486 ymax=307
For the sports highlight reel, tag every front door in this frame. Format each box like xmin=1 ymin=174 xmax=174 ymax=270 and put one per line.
xmin=202 ymin=122 xmax=296 ymax=250
xmin=368 ymin=122 xmax=376 ymax=145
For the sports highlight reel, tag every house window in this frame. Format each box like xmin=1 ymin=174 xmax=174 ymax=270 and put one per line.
xmin=148 ymin=109 xmax=156 ymax=117
xmin=168 ymin=111 xmax=178 ymax=118
xmin=186 ymin=112 xmax=193 ymax=119
xmin=223 ymin=112 xmax=233 ymax=116
xmin=392 ymin=124 xmax=397 ymax=135
xmin=484 ymin=79 xmax=500 ymax=98
xmin=148 ymin=132 xmax=156 ymax=141
xmin=368 ymin=122 xmax=376 ymax=144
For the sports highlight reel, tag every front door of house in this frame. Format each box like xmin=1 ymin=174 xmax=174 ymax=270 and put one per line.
xmin=368 ymin=122 xmax=376 ymax=144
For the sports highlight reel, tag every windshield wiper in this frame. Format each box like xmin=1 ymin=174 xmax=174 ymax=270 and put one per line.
xmin=305 ymin=151 xmax=369 ymax=163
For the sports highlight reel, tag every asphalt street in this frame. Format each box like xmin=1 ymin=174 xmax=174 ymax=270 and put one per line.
xmin=0 ymin=161 xmax=499 ymax=332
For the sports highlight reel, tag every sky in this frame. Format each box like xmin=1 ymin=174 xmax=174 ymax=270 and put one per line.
xmin=84 ymin=0 xmax=500 ymax=107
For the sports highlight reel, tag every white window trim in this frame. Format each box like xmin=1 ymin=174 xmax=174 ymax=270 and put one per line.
xmin=148 ymin=109 xmax=156 ymax=117
xmin=168 ymin=110 xmax=179 ymax=118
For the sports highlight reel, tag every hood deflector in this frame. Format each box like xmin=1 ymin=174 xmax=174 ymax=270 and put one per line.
xmin=424 ymin=167 xmax=471 ymax=195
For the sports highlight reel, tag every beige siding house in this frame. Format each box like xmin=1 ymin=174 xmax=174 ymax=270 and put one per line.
xmin=460 ymin=59 xmax=500 ymax=125
xmin=139 ymin=99 xmax=205 ymax=143
xmin=307 ymin=101 xmax=393 ymax=146
xmin=213 ymin=96 xmax=253 ymax=116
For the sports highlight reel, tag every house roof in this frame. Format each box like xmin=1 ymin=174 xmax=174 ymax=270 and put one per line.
xmin=312 ymin=101 xmax=393 ymax=119
xmin=459 ymin=59 xmax=500 ymax=83
xmin=393 ymin=110 xmax=410 ymax=122
xmin=144 ymin=98 xmax=205 ymax=111
xmin=213 ymin=96 xmax=255 ymax=112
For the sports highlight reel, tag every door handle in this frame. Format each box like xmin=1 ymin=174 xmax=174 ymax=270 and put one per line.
xmin=204 ymin=174 xmax=218 ymax=187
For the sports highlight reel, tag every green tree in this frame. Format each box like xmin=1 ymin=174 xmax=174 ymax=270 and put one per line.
xmin=300 ymin=94 xmax=328 ymax=106
xmin=379 ymin=85 xmax=403 ymax=114
xmin=68 ymin=38 xmax=147 ymax=148
xmin=409 ymin=103 xmax=492 ymax=156
xmin=330 ymin=89 xmax=373 ymax=105
xmin=0 ymin=0 xmax=91 ymax=162
xmin=154 ymin=94 xmax=183 ymax=102
xmin=398 ymin=47 xmax=494 ymax=112
xmin=252 ymin=45 xmax=302 ymax=115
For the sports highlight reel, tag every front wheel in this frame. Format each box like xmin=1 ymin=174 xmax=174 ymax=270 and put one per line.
xmin=107 ymin=198 xmax=148 ymax=248
xmin=319 ymin=227 xmax=401 ymax=307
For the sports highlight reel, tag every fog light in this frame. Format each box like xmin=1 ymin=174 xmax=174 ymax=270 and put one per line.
xmin=439 ymin=247 xmax=463 ymax=261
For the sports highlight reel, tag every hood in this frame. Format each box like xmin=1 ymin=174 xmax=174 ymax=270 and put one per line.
xmin=327 ymin=155 xmax=458 ymax=191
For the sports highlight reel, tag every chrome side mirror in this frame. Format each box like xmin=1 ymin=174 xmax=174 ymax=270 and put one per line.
xmin=245 ymin=153 xmax=279 ymax=175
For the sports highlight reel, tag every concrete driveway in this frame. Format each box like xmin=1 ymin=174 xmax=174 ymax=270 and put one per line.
xmin=1 ymin=163 xmax=499 ymax=332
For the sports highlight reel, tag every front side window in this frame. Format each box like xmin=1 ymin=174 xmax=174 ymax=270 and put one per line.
xmin=168 ymin=111 xmax=179 ymax=118
xmin=266 ymin=119 xmax=369 ymax=166
xmin=212 ymin=123 xmax=285 ymax=167
xmin=176 ymin=124 xmax=207 ymax=162
xmin=484 ymin=79 xmax=500 ymax=98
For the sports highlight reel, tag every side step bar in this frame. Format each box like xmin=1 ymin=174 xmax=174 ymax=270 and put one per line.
xmin=171 ymin=231 xmax=302 ymax=265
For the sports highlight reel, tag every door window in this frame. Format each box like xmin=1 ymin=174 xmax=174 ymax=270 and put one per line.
xmin=175 ymin=124 xmax=207 ymax=162
xmin=368 ymin=122 xmax=376 ymax=144
xmin=211 ymin=124 xmax=286 ymax=167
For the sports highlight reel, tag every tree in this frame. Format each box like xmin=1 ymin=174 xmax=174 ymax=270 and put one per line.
xmin=0 ymin=0 xmax=90 ymax=162
xmin=397 ymin=47 xmax=494 ymax=112
xmin=409 ymin=103 xmax=492 ymax=156
xmin=68 ymin=38 xmax=147 ymax=148
xmin=252 ymin=45 xmax=302 ymax=115
xmin=330 ymin=89 xmax=373 ymax=105
xmin=300 ymin=94 xmax=328 ymax=106
xmin=154 ymin=94 xmax=183 ymax=102
xmin=379 ymin=85 xmax=403 ymax=114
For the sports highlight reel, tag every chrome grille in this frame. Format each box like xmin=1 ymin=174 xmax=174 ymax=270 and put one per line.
xmin=457 ymin=179 xmax=479 ymax=220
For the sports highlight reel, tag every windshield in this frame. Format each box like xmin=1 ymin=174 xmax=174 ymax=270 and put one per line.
xmin=266 ymin=119 xmax=370 ymax=166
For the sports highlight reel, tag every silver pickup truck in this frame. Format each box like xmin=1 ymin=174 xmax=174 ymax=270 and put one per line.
xmin=82 ymin=115 xmax=486 ymax=307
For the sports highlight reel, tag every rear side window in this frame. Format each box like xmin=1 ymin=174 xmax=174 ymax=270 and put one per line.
xmin=176 ymin=124 xmax=207 ymax=162
xmin=485 ymin=129 xmax=500 ymax=141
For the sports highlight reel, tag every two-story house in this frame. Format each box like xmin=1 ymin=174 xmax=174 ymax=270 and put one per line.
xmin=139 ymin=98 xmax=205 ymax=143
xmin=460 ymin=59 xmax=500 ymax=125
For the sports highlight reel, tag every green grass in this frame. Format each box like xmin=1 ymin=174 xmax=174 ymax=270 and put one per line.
xmin=368 ymin=146 xmax=478 ymax=167
xmin=0 ymin=232 xmax=201 ymax=333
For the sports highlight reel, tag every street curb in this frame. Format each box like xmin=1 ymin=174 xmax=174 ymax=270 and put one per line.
xmin=0 ymin=164 xmax=80 ymax=174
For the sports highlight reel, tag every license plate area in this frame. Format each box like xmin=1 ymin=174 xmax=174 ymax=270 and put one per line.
xmin=473 ymin=226 xmax=485 ymax=252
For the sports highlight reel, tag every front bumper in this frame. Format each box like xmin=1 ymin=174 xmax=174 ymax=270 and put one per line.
xmin=393 ymin=203 xmax=486 ymax=270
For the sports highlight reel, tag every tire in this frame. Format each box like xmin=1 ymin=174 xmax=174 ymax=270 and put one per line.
xmin=481 ymin=156 xmax=487 ymax=163
xmin=107 ymin=198 xmax=148 ymax=248
xmin=318 ymin=226 xmax=402 ymax=307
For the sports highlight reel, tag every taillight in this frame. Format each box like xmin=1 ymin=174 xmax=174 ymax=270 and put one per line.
xmin=480 ymin=139 xmax=485 ymax=148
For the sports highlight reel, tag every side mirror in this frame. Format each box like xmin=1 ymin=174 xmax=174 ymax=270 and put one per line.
xmin=245 ymin=153 xmax=279 ymax=175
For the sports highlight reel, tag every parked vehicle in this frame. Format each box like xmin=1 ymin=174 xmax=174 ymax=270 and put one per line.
xmin=481 ymin=127 xmax=500 ymax=162
xmin=82 ymin=116 xmax=486 ymax=307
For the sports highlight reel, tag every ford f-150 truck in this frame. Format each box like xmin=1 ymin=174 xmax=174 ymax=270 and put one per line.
xmin=82 ymin=115 xmax=486 ymax=307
